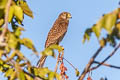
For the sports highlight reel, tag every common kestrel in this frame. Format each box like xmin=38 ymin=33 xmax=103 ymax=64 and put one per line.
xmin=37 ymin=12 xmax=72 ymax=68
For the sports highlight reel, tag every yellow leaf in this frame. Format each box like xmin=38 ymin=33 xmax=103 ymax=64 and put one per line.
xmin=48 ymin=72 xmax=55 ymax=80
xmin=8 ymin=33 xmax=18 ymax=49
xmin=10 ymin=71 xmax=16 ymax=80
xmin=19 ymin=1 xmax=34 ymax=18
xmin=99 ymin=39 xmax=106 ymax=47
xmin=0 ymin=50 xmax=4 ymax=58
xmin=5 ymin=68 xmax=14 ymax=77
xmin=8 ymin=6 xmax=14 ymax=22
xmin=0 ymin=19 xmax=4 ymax=26
xmin=104 ymin=13 xmax=117 ymax=34
xmin=92 ymin=16 xmax=105 ymax=38
xmin=13 ymin=5 xmax=23 ymax=22
xmin=75 ymin=69 xmax=80 ymax=77
xmin=48 ymin=44 xmax=64 ymax=52
xmin=41 ymin=48 xmax=55 ymax=57
xmin=15 ymin=63 xmax=25 ymax=80
xmin=0 ymin=0 xmax=7 ymax=9
xmin=20 ymin=38 xmax=37 ymax=55
xmin=25 ymin=74 xmax=33 ymax=80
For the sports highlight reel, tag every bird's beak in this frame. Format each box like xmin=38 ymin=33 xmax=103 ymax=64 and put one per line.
xmin=67 ymin=13 xmax=72 ymax=19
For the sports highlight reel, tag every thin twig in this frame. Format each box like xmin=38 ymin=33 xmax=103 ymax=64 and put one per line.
xmin=90 ymin=43 xmax=120 ymax=71
xmin=54 ymin=52 xmax=61 ymax=72
xmin=78 ymin=46 xmax=103 ymax=80
xmin=93 ymin=61 xmax=120 ymax=69
xmin=1 ymin=0 xmax=11 ymax=37
xmin=63 ymin=57 xmax=76 ymax=70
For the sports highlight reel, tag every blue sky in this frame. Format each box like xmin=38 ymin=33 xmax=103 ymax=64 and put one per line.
xmin=1 ymin=0 xmax=120 ymax=80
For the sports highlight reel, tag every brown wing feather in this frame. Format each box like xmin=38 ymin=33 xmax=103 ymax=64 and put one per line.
xmin=45 ymin=18 xmax=69 ymax=48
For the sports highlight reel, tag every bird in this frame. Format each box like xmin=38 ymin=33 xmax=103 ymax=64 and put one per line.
xmin=37 ymin=12 xmax=72 ymax=68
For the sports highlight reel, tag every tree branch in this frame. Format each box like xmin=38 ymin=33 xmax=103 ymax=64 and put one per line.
xmin=93 ymin=61 xmax=120 ymax=69
xmin=90 ymin=43 xmax=120 ymax=71
xmin=0 ymin=0 xmax=12 ymax=47
xmin=2 ymin=0 xmax=11 ymax=37
xmin=78 ymin=46 xmax=103 ymax=80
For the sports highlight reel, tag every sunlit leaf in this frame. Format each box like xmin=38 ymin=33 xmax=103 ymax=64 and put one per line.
xmin=5 ymin=68 xmax=14 ymax=77
xmin=0 ymin=19 xmax=4 ymax=26
xmin=48 ymin=44 xmax=64 ymax=53
xmin=20 ymin=38 xmax=37 ymax=54
xmin=8 ymin=6 xmax=14 ymax=22
xmin=14 ymin=27 xmax=25 ymax=37
xmin=82 ymin=28 xmax=92 ymax=43
xmin=8 ymin=33 xmax=18 ymax=49
xmin=37 ymin=68 xmax=50 ymax=79
xmin=0 ymin=0 xmax=7 ymax=9
xmin=75 ymin=69 xmax=80 ymax=77
xmin=0 ymin=50 xmax=4 ymax=58
xmin=3 ymin=64 xmax=10 ymax=69
xmin=41 ymin=44 xmax=63 ymax=58
xmin=15 ymin=63 xmax=25 ymax=80
xmin=104 ymin=12 xmax=117 ymax=34
xmin=92 ymin=16 xmax=105 ymax=38
xmin=41 ymin=48 xmax=55 ymax=57
xmin=25 ymin=74 xmax=33 ymax=80
xmin=9 ymin=71 xmax=16 ymax=80
xmin=19 ymin=1 xmax=34 ymax=18
xmin=13 ymin=5 xmax=23 ymax=23
xmin=99 ymin=38 xmax=106 ymax=47
xmin=48 ymin=72 xmax=55 ymax=80
xmin=55 ymin=73 xmax=61 ymax=80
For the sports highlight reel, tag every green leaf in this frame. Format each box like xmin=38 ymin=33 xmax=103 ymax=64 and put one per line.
xmin=8 ymin=6 xmax=14 ymax=22
xmin=0 ymin=0 xmax=7 ymax=9
xmin=13 ymin=5 xmax=23 ymax=23
xmin=19 ymin=1 xmax=34 ymax=18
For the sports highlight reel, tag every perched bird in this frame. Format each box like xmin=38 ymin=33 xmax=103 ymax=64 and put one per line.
xmin=37 ymin=12 xmax=72 ymax=68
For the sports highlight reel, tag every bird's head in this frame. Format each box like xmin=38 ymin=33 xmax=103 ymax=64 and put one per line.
xmin=59 ymin=12 xmax=72 ymax=20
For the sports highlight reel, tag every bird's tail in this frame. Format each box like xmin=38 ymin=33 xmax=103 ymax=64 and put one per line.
xmin=37 ymin=55 xmax=47 ymax=68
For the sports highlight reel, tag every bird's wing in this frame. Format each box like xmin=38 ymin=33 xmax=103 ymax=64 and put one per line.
xmin=45 ymin=19 xmax=69 ymax=48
